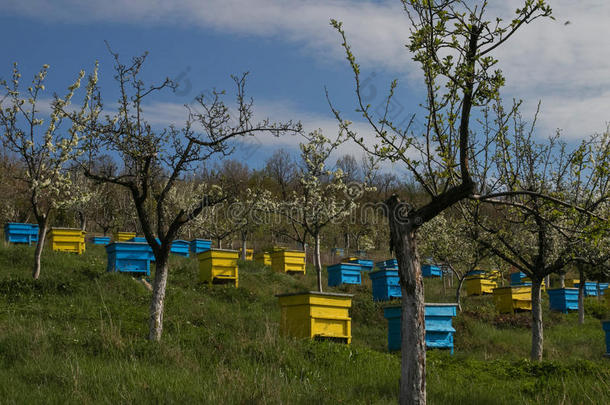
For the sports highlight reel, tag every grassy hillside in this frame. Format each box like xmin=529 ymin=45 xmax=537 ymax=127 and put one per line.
xmin=0 ymin=243 xmax=608 ymax=404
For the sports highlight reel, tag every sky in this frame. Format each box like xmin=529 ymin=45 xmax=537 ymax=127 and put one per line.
xmin=1 ymin=0 xmax=609 ymax=169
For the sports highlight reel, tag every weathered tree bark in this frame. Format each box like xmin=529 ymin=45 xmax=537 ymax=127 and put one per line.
xmin=241 ymin=230 xmax=248 ymax=260
xmin=530 ymin=277 xmax=544 ymax=361
xmin=559 ymin=273 xmax=565 ymax=289
xmin=217 ymin=239 xmax=222 ymax=249
xmin=455 ymin=275 xmax=466 ymax=312
xmin=32 ymin=217 xmax=48 ymax=280
xmin=578 ymin=269 xmax=585 ymax=325
xmin=149 ymin=254 xmax=169 ymax=341
xmin=397 ymin=230 xmax=426 ymax=405
xmin=78 ymin=210 xmax=87 ymax=231
xmin=314 ymin=233 xmax=323 ymax=292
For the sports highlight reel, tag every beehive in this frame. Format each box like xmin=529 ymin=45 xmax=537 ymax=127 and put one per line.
xmin=606 ymin=288 xmax=610 ymax=310
xmin=565 ymin=279 xmax=580 ymax=288
xmin=198 ymin=249 xmax=239 ymax=287
xmin=493 ymin=285 xmax=532 ymax=314
xmin=602 ymin=320 xmax=610 ymax=357
xmin=190 ymin=239 xmax=212 ymax=254
xmin=106 ymin=242 xmax=151 ymax=275
xmin=114 ymin=231 xmax=136 ymax=242
xmin=254 ymin=251 xmax=271 ymax=266
xmin=465 ymin=276 xmax=497 ymax=296
xmin=598 ymin=283 xmax=609 ymax=296
xmin=331 ymin=247 xmax=345 ymax=257
xmin=276 ymin=291 xmax=353 ymax=344
xmin=376 ymin=259 xmax=398 ymax=270
xmin=4 ymin=222 xmax=39 ymax=245
xmin=510 ymin=271 xmax=527 ymax=285
xmin=238 ymin=248 xmax=254 ymax=261
xmin=327 ymin=262 xmax=362 ymax=287
xmin=49 ymin=228 xmax=86 ymax=254
xmin=90 ymin=236 xmax=111 ymax=245
xmin=346 ymin=258 xmax=373 ymax=272
xmin=170 ymin=240 xmax=190 ymax=257
xmin=574 ymin=281 xmax=598 ymax=297
xmin=369 ymin=269 xmax=401 ymax=301
xmin=547 ymin=288 xmax=578 ymax=313
xmin=128 ymin=237 xmax=156 ymax=261
xmin=271 ymin=250 xmax=306 ymax=274
xmin=384 ymin=303 xmax=458 ymax=354
xmin=422 ymin=264 xmax=442 ymax=278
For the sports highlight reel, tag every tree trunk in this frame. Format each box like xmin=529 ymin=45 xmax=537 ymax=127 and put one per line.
xmin=396 ymin=230 xmax=426 ymax=405
xmin=314 ymin=233 xmax=323 ymax=292
xmin=217 ymin=238 xmax=222 ymax=249
xmin=78 ymin=210 xmax=87 ymax=231
xmin=530 ymin=277 xmax=544 ymax=361
xmin=302 ymin=241 xmax=307 ymax=267
xmin=32 ymin=217 xmax=48 ymax=280
xmin=149 ymin=254 xmax=170 ymax=341
xmin=578 ymin=269 xmax=585 ymax=325
xmin=241 ymin=230 xmax=248 ymax=260
xmin=455 ymin=276 xmax=466 ymax=312
xmin=559 ymin=273 xmax=565 ymax=289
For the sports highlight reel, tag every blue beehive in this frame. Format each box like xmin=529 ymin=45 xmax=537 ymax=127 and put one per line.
xmin=384 ymin=303 xmax=458 ymax=354
xmin=465 ymin=269 xmax=486 ymax=277
xmin=598 ymin=283 xmax=609 ymax=295
xmin=575 ymin=281 xmax=599 ymax=297
xmin=4 ymin=222 xmax=39 ymax=245
xmin=327 ymin=262 xmax=362 ymax=287
xmin=90 ymin=236 xmax=111 ymax=245
xmin=170 ymin=239 xmax=190 ymax=257
xmin=603 ymin=321 xmax=610 ymax=357
xmin=422 ymin=264 xmax=442 ymax=278
xmin=128 ymin=237 xmax=155 ymax=261
xmin=331 ymin=247 xmax=345 ymax=257
xmin=355 ymin=250 xmax=367 ymax=257
xmin=348 ymin=259 xmax=374 ymax=272
xmin=369 ymin=269 xmax=401 ymax=301
xmin=510 ymin=272 xmax=527 ymax=285
xmin=547 ymin=288 xmax=579 ymax=313
xmin=106 ymin=242 xmax=152 ymax=275
xmin=190 ymin=238 xmax=212 ymax=254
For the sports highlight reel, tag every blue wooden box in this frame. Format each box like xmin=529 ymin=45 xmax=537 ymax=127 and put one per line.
xmin=348 ymin=259 xmax=374 ymax=272
xmin=190 ymin=238 xmax=212 ymax=254
xmin=547 ymin=288 xmax=578 ymax=313
xmin=331 ymin=247 xmax=345 ymax=257
xmin=602 ymin=320 xmax=610 ymax=357
xmin=90 ymin=236 xmax=111 ymax=245
xmin=106 ymin=242 xmax=152 ymax=275
xmin=466 ymin=269 xmax=485 ymax=277
xmin=4 ymin=222 xmax=39 ymax=245
xmin=598 ymin=283 xmax=609 ymax=295
xmin=327 ymin=262 xmax=362 ymax=287
xmin=369 ymin=269 xmax=401 ymax=301
xmin=510 ymin=272 xmax=527 ymax=285
xmin=375 ymin=259 xmax=398 ymax=271
xmin=384 ymin=303 xmax=458 ymax=354
xmin=575 ymin=281 xmax=599 ymax=297
xmin=170 ymin=239 xmax=190 ymax=257
xmin=422 ymin=264 xmax=442 ymax=278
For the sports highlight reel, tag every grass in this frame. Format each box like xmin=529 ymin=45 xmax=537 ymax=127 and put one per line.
xmin=0 ymin=242 xmax=608 ymax=404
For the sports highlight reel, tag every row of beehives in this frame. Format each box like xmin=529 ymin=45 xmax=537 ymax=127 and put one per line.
xmin=4 ymin=223 xmax=87 ymax=253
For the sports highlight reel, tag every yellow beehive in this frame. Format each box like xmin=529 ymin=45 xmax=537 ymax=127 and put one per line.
xmin=276 ymin=291 xmax=353 ymax=343
xmin=238 ymin=248 xmax=254 ymax=261
xmin=114 ymin=231 xmax=136 ymax=242
xmin=565 ymin=279 xmax=579 ymax=288
xmin=486 ymin=270 xmax=502 ymax=282
xmin=198 ymin=249 xmax=239 ymax=287
xmin=465 ymin=276 xmax=497 ymax=296
xmin=254 ymin=251 xmax=271 ymax=266
xmin=271 ymin=249 xmax=306 ymax=274
xmin=49 ymin=228 xmax=86 ymax=254
xmin=493 ymin=286 xmax=532 ymax=314
xmin=342 ymin=256 xmax=359 ymax=263
xmin=522 ymin=277 xmax=546 ymax=291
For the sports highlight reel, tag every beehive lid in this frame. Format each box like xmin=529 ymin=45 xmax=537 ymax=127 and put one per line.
xmin=275 ymin=291 xmax=354 ymax=298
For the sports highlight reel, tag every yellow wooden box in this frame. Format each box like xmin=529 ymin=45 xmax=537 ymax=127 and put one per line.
xmin=486 ymin=270 xmax=502 ymax=281
xmin=522 ymin=277 xmax=546 ymax=291
xmin=276 ymin=291 xmax=353 ymax=343
xmin=254 ymin=251 xmax=271 ymax=266
xmin=114 ymin=231 xmax=136 ymax=242
xmin=565 ymin=279 xmax=579 ymax=288
xmin=465 ymin=276 xmax=497 ymax=296
xmin=238 ymin=248 xmax=254 ymax=261
xmin=493 ymin=286 xmax=532 ymax=314
xmin=198 ymin=249 xmax=239 ymax=287
xmin=49 ymin=228 xmax=86 ymax=254
xmin=271 ymin=249 xmax=306 ymax=274
xmin=342 ymin=256 xmax=359 ymax=263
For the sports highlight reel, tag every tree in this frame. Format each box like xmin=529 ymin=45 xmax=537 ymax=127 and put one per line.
xmin=330 ymin=2 xmax=552 ymax=402
xmin=0 ymin=62 xmax=98 ymax=279
xmin=73 ymin=49 xmax=300 ymax=341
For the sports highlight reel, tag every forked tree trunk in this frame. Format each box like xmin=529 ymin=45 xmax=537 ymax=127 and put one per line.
xmin=32 ymin=217 xmax=48 ymax=280
xmin=530 ymin=277 xmax=544 ymax=361
xmin=578 ymin=269 xmax=585 ymax=325
xmin=78 ymin=211 xmax=87 ymax=231
xmin=217 ymin=239 xmax=222 ymax=249
xmin=396 ymin=229 xmax=426 ymax=405
xmin=314 ymin=233 xmax=322 ymax=292
xmin=149 ymin=254 xmax=170 ymax=341
xmin=241 ymin=231 xmax=248 ymax=261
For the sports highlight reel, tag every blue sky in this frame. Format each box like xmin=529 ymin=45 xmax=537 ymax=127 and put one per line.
xmin=1 ymin=1 xmax=609 ymax=169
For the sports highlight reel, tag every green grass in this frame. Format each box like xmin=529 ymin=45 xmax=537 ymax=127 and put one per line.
xmin=0 ymin=243 xmax=608 ymax=404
